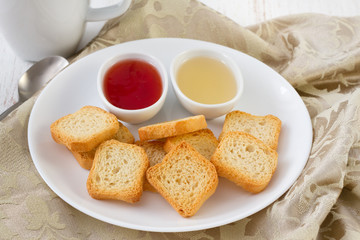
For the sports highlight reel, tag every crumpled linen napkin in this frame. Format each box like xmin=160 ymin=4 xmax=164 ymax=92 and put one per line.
xmin=1 ymin=0 xmax=360 ymax=239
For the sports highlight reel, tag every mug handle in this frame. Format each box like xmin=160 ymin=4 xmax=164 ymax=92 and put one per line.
xmin=86 ymin=0 xmax=132 ymax=21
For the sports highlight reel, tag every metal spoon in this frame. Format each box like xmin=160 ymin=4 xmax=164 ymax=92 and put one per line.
xmin=0 ymin=56 xmax=69 ymax=121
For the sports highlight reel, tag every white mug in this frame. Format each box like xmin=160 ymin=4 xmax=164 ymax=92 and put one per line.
xmin=0 ymin=0 xmax=132 ymax=61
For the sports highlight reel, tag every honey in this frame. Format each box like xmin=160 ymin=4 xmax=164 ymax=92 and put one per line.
xmin=176 ymin=56 xmax=237 ymax=104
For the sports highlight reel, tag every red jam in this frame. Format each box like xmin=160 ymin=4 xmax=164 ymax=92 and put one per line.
xmin=103 ymin=59 xmax=163 ymax=110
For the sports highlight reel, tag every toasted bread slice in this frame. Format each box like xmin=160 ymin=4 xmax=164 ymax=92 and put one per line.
xmin=70 ymin=122 xmax=135 ymax=170
xmin=135 ymin=140 xmax=167 ymax=192
xmin=71 ymin=148 xmax=96 ymax=170
xmin=146 ymin=142 xmax=218 ymax=217
xmin=163 ymin=129 xmax=219 ymax=160
xmin=138 ymin=115 xmax=207 ymax=141
xmin=50 ymin=106 xmax=119 ymax=152
xmin=86 ymin=139 xmax=149 ymax=203
xmin=211 ymin=131 xmax=278 ymax=193
xmin=219 ymin=110 xmax=281 ymax=150
xmin=115 ymin=121 xmax=135 ymax=144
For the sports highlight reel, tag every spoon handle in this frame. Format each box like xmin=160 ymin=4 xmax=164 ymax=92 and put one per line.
xmin=0 ymin=101 xmax=23 ymax=121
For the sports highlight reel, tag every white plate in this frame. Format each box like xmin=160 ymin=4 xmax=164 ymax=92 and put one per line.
xmin=28 ymin=38 xmax=312 ymax=232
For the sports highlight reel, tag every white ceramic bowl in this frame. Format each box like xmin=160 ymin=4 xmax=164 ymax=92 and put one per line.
xmin=97 ymin=53 xmax=168 ymax=124
xmin=170 ymin=49 xmax=244 ymax=119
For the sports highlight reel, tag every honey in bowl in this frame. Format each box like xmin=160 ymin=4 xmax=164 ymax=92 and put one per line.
xmin=103 ymin=59 xmax=163 ymax=110
xmin=176 ymin=56 xmax=237 ymax=104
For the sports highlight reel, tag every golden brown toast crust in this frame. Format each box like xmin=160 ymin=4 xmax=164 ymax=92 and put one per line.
xmin=163 ymin=128 xmax=219 ymax=159
xmin=138 ymin=115 xmax=207 ymax=141
xmin=211 ymin=131 xmax=278 ymax=193
xmin=68 ymin=121 xmax=134 ymax=170
xmin=87 ymin=139 xmax=149 ymax=203
xmin=146 ymin=142 xmax=218 ymax=217
xmin=219 ymin=110 xmax=281 ymax=150
xmin=50 ymin=106 xmax=119 ymax=152
xmin=135 ymin=140 xmax=167 ymax=192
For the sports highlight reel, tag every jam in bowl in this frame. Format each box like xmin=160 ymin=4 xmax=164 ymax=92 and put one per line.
xmin=97 ymin=53 xmax=168 ymax=124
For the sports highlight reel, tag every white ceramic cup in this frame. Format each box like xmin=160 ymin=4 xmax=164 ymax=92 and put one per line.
xmin=0 ymin=0 xmax=132 ymax=61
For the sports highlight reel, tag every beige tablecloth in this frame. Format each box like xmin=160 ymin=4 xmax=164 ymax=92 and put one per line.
xmin=1 ymin=0 xmax=360 ymax=239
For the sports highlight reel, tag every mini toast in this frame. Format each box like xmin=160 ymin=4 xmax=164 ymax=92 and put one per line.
xmin=70 ymin=121 xmax=134 ymax=170
xmin=87 ymin=139 xmax=149 ymax=203
xmin=138 ymin=115 xmax=207 ymax=141
xmin=114 ymin=121 xmax=135 ymax=144
xmin=163 ymin=128 xmax=219 ymax=160
xmin=135 ymin=140 xmax=167 ymax=192
xmin=71 ymin=148 xmax=96 ymax=170
xmin=146 ymin=142 xmax=218 ymax=217
xmin=211 ymin=131 xmax=278 ymax=193
xmin=219 ymin=110 xmax=281 ymax=150
xmin=50 ymin=106 xmax=119 ymax=152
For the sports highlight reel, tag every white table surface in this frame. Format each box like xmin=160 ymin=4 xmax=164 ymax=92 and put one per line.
xmin=1 ymin=0 xmax=359 ymax=115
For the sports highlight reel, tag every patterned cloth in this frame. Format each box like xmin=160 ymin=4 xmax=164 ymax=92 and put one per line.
xmin=1 ymin=0 xmax=360 ymax=239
